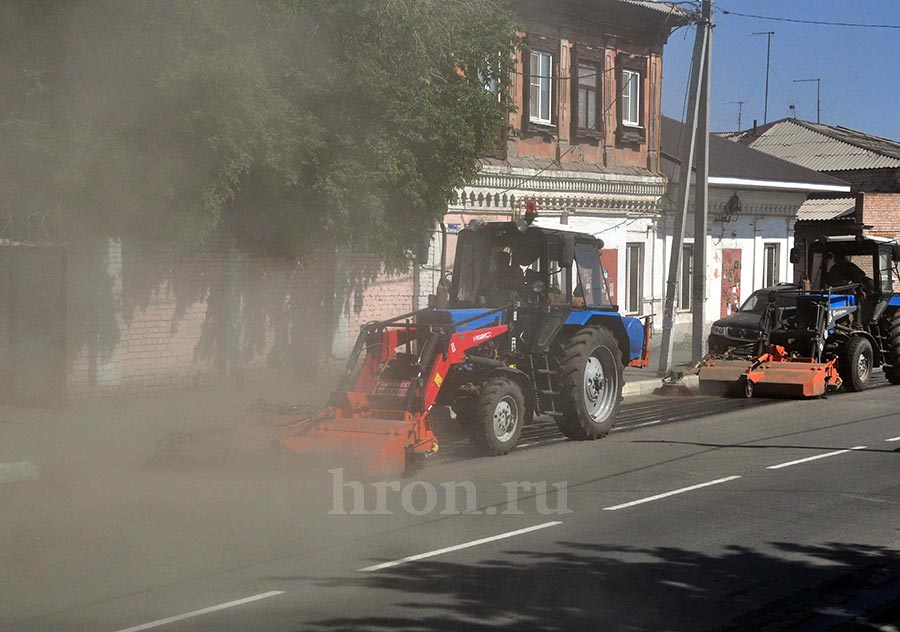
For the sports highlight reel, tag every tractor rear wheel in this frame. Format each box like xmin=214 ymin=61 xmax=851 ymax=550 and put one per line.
xmin=555 ymin=326 xmax=623 ymax=440
xmin=839 ymin=335 xmax=873 ymax=392
xmin=883 ymin=311 xmax=900 ymax=385
xmin=464 ymin=377 xmax=525 ymax=455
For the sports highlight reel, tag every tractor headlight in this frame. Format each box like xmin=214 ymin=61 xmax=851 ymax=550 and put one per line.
xmin=531 ymin=280 xmax=545 ymax=294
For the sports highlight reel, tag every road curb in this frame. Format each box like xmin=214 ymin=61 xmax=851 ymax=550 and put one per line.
xmin=623 ymin=374 xmax=699 ymax=398
xmin=0 ymin=460 xmax=41 ymax=485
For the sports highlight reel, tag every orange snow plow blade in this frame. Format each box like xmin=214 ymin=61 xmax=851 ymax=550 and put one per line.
xmin=698 ymin=345 xmax=842 ymax=399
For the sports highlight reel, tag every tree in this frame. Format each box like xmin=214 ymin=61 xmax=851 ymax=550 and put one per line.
xmin=0 ymin=0 xmax=518 ymax=265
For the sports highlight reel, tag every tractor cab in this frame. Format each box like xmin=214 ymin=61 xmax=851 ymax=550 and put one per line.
xmin=448 ymin=221 xmax=614 ymax=310
xmin=801 ymin=235 xmax=900 ymax=326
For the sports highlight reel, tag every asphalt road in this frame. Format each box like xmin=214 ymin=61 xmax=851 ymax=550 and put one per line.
xmin=2 ymin=378 xmax=899 ymax=632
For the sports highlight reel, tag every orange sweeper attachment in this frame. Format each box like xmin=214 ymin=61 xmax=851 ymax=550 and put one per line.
xmin=270 ymin=308 xmax=510 ymax=477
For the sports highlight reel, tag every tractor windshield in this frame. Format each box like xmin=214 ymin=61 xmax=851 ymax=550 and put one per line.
xmin=574 ymin=242 xmax=612 ymax=307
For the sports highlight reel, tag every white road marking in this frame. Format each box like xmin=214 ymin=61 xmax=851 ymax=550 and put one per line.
xmin=111 ymin=591 xmax=284 ymax=632
xmin=766 ymin=446 xmax=867 ymax=470
xmin=602 ymin=476 xmax=742 ymax=511
xmin=611 ymin=419 xmax=662 ymax=432
xmin=886 ymin=436 xmax=900 ymax=442
xmin=358 ymin=521 xmax=562 ymax=572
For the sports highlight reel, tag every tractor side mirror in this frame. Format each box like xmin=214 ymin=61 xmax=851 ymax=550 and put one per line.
xmin=789 ymin=246 xmax=800 ymax=264
xmin=560 ymin=234 xmax=575 ymax=268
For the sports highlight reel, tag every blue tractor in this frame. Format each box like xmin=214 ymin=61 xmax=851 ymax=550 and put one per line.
xmin=780 ymin=235 xmax=900 ymax=391
xmin=699 ymin=234 xmax=900 ymax=398
xmin=429 ymin=217 xmax=651 ymax=454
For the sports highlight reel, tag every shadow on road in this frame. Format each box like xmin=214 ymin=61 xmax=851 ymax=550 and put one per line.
xmin=306 ymin=540 xmax=900 ymax=631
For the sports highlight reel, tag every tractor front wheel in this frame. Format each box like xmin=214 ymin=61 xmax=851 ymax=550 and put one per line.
xmin=883 ymin=311 xmax=900 ymax=385
xmin=839 ymin=335 xmax=873 ymax=392
xmin=555 ymin=326 xmax=623 ymax=440
xmin=464 ymin=377 xmax=525 ymax=456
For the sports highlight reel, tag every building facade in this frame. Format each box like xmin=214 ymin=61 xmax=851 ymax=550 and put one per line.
xmin=659 ymin=116 xmax=851 ymax=343
xmin=418 ymin=0 xmax=691 ymax=321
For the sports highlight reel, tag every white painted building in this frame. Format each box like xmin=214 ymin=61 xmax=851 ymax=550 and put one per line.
xmin=657 ymin=116 xmax=852 ymax=344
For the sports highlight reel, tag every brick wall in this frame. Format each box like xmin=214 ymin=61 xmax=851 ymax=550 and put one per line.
xmin=45 ymin=234 xmax=430 ymax=397
xmin=829 ymin=168 xmax=900 ymax=193
xmin=338 ymin=255 xmax=416 ymax=358
xmin=861 ymin=192 xmax=900 ymax=240
xmin=66 ymin=240 xmax=335 ymax=396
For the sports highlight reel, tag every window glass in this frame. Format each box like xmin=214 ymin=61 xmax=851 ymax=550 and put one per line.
xmin=577 ymin=64 xmax=598 ymax=132
xmin=679 ymin=245 xmax=693 ymax=310
xmin=880 ymin=251 xmax=893 ymax=292
xmin=763 ymin=243 xmax=780 ymax=288
xmin=529 ymin=51 xmax=552 ymax=124
xmin=625 ymin=243 xmax=643 ymax=314
xmin=622 ymin=69 xmax=640 ymax=126
xmin=575 ymin=243 xmax=611 ymax=307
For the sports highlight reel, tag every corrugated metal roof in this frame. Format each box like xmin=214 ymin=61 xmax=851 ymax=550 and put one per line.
xmin=796 ymin=197 xmax=856 ymax=221
xmin=732 ymin=120 xmax=900 ymax=172
xmin=661 ymin=116 xmax=851 ymax=189
xmin=615 ymin=0 xmax=690 ymax=15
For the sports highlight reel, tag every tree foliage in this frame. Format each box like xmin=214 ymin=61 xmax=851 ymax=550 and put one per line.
xmin=1 ymin=0 xmax=517 ymax=264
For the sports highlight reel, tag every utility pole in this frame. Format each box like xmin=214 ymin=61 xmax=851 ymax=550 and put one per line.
xmin=752 ymin=31 xmax=774 ymax=123
xmin=658 ymin=0 xmax=712 ymax=376
xmin=794 ymin=78 xmax=821 ymax=123
xmin=727 ymin=100 xmax=745 ymax=129
xmin=691 ymin=4 xmax=712 ymax=364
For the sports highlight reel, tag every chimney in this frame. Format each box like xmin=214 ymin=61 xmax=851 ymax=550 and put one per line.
xmin=752 ymin=119 xmax=758 ymax=135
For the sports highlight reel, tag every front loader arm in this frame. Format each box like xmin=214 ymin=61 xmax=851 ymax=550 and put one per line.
xmin=420 ymin=325 xmax=510 ymax=411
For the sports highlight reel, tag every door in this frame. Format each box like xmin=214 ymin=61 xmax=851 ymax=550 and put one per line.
xmin=720 ymin=248 xmax=742 ymax=318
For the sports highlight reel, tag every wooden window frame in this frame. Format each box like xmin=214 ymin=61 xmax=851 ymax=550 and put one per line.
xmin=616 ymin=54 xmax=647 ymax=145
xmin=570 ymin=44 xmax=604 ymax=142
xmin=678 ymin=244 xmax=693 ymax=311
xmin=521 ymin=36 xmax=559 ymax=135
xmin=764 ymin=243 xmax=780 ymax=288
xmin=625 ymin=242 xmax=644 ymax=315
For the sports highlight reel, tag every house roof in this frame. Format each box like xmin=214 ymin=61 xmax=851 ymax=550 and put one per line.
xmin=661 ymin=116 xmax=851 ymax=192
xmin=614 ymin=0 xmax=691 ymax=15
xmin=724 ymin=118 xmax=900 ymax=172
xmin=796 ymin=197 xmax=856 ymax=222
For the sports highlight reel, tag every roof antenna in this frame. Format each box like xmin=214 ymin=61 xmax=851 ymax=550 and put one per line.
xmin=789 ymin=104 xmax=796 ymax=119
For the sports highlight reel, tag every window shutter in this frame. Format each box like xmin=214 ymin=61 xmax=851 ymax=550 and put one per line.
xmin=570 ymin=44 xmax=579 ymax=139
xmin=615 ymin=58 xmax=624 ymax=134
xmin=551 ymin=52 xmax=559 ymax=127
xmin=521 ymin=47 xmax=531 ymax=132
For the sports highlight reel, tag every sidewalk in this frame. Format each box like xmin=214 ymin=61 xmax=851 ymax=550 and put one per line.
xmin=623 ymin=335 xmax=699 ymax=397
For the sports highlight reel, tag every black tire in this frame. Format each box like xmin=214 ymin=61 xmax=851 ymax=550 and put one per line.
xmin=463 ymin=377 xmax=525 ymax=456
xmin=555 ymin=326 xmax=623 ymax=440
xmin=883 ymin=311 xmax=900 ymax=385
xmin=838 ymin=335 xmax=873 ymax=392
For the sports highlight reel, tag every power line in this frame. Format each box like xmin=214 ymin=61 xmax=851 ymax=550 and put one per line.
xmin=490 ymin=70 xmax=638 ymax=197
xmin=722 ymin=10 xmax=900 ymax=29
